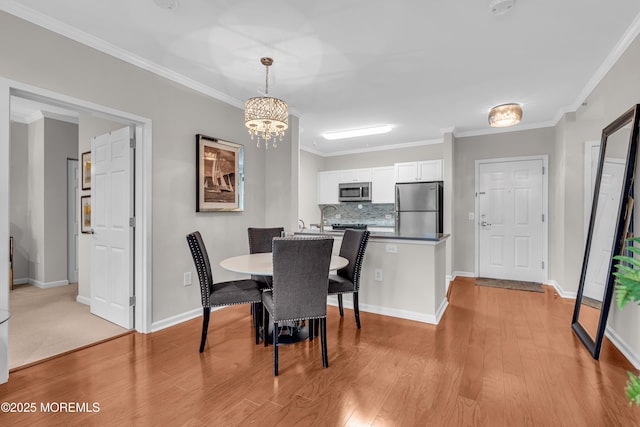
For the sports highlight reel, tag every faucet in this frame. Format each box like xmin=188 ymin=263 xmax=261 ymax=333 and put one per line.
xmin=320 ymin=205 xmax=337 ymax=233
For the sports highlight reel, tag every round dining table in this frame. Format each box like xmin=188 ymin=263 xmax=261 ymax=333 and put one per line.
xmin=219 ymin=253 xmax=348 ymax=344
xmin=220 ymin=252 xmax=348 ymax=276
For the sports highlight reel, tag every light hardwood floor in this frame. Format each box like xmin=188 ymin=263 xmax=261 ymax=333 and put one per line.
xmin=1 ymin=277 xmax=639 ymax=426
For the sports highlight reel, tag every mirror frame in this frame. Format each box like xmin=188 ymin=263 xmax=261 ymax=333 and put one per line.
xmin=572 ymin=104 xmax=640 ymax=359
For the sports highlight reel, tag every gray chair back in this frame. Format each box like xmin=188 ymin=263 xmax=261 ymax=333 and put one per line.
xmin=248 ymin=227 xmax=284 ymax=254
xmin=271 ymin=237 xmax=333 ymax=322
xmin=337 ymin=229 xmax=370 ymax=290
xmin=186 ymin=231 xmax=213 ymax=308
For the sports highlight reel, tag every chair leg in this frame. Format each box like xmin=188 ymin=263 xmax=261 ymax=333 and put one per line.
xmin=253 ymin=303 xmax=260 ymax=345
xmin=308 ymin=319 xmax=315 ymax=341
xmin=199 ymin=307 xmax=210 ymax=353
xmin=338 ymin=294 xmax=344 ymax=317
xmin=321 ymin=317 xmax=328 ymax=368
xmin=263 ymin=304 xmax=269 ymax=347
xmin=273 ymin=321 xmax=279 ymax=376
xmin=354 ymin=292 xmax=361 ymax=329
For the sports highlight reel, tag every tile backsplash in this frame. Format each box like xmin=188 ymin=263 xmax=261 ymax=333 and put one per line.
xmin=318 ymin=203 xmax=395 ymax=227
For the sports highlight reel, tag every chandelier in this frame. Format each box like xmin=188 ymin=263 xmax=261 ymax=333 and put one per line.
xmin=488 ymin=103 xmax=522 ymax=127
xmin=244 ymin=57 xmax=288 ymax=149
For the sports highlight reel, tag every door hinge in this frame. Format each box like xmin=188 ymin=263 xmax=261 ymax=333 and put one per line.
xmin=130 ymin=138 xmax=136 ymax=149
xmin=542 ymin=213 xmax=545 ymax=222
xmin=129 ymin=296 xmax=136 ymax=307
xmin=542 ymin=261 xmax=545 ymax=269
xmin=129 ymin=217 xmax=136 ymax=227
xmin=542 ymin=166 xmax=545 ymax=175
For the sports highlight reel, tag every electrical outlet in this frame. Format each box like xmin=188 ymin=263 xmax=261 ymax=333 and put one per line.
xmin=335 ymin=214 xmax=341 ymax=219
xmin=374 ymin=269 xmax=383 ymax=281
xmin=385 ymin=214 xmax=392 ymax=219
xmin=184 ymin=272 xmax=192 ymax=286
xmin=385 ymin=244 xmax=398 ymax=253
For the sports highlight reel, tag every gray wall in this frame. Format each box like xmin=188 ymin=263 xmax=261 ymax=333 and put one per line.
xmin=43 ymin=118 xmax=78 ymax=284
xmin=27 ymin=119 xmax=44 ymax=283
xmin=299 ymin=150 xmax=324 ymax=227
xmin=0 ymin=11 xmax=284 ymax=323
xmin=559 ymin=32 xmax=640 ymax=363
xmin=9 ymin=121 xmax=28 ymax=281
xmin=453 ymin=128 xmax=556 ymax=275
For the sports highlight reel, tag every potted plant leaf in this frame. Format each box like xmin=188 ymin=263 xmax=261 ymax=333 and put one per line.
xmin=612 ymin=236 xmax=640 ymax=405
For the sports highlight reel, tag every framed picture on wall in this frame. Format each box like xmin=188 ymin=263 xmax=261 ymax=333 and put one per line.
xmin=196 ymin=134 xmax=244 ymax=212
xmin=82 ymin=151 xmax=91 ymax=190
xmin=81 ymin=195 xmax=91 ymax=234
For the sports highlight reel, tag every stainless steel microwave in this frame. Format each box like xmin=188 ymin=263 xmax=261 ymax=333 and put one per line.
xmin=339 ymin=182 xmax=372 ymax=202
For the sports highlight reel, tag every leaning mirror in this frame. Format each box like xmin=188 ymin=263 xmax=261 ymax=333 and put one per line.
xmin=572 ymin=104 xmax=640 ymax=359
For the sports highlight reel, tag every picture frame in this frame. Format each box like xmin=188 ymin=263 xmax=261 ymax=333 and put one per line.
xmin=81 ymin=195 xmax=91 ymax=234
xmin=196 ymin=134 xmax=244 ymax=212
xmin=82 ymin=151 xmax=91 ymax=190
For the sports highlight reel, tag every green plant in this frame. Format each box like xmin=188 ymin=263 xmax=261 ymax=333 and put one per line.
xmin=612 ymin=236 xmax=640 ymax=405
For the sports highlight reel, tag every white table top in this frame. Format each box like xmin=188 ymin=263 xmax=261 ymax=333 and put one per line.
xmin=220 ymin=253 xmax=348 ymax=276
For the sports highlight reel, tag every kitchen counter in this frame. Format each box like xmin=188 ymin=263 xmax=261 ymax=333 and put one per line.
xmin=297 ymin=228 xmax=449 ymax=325
xmin=296 ymin=228 xmax=449 ymax=243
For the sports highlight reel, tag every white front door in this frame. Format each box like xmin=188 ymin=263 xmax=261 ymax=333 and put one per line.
xmin=478 ymin=159 xmax=545 ymax=282
xmin=90 ymin=126 xmax=134 ymax=329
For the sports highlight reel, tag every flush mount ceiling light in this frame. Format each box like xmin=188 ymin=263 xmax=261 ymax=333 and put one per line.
xmin=489 ymin=0 xmax=515 ymax=16
xmin=153 ymin=0 xmax=178 ymax=10
xmin=244 ymin=57 xmax=289 ymax=149
xmin=488 ymin=103 xmax=522 ymax=127
xmin=322 ymin=125 xmax=392 ymax=140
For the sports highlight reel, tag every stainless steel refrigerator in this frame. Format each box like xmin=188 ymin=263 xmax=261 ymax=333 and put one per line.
xmin=395 ymin=181 xmax=443 ymax=234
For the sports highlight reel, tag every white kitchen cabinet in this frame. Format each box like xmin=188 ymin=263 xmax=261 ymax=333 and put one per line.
xmin=317 ymin=170 xmax=341 ymax=204
xmin=339 ymin=168 xmax=372 ymax=183
xmin=394 ymin=160 xmax=443 ymax=182
xmin=371 ymin=166 xmax=395 ymax=203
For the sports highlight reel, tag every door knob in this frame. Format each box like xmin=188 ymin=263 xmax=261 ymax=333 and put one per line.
xmin=481 ymin=221 xmax=492 ymax=227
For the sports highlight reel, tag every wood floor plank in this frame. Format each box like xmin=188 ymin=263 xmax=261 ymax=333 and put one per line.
xmin=2 ymin=278 xmax=640 ymax=426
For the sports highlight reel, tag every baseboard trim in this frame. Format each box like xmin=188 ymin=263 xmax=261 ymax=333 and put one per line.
xmin=546 ymin=279 xmax=576 ymax=299
xmin=327 ymin=295 xmax=446 ymax=325
xmin=606 ymin=326 xmax=640 ymax=370
xmin=151 ymin=307 xmax=219 ymax=332
xmin=76 ymin=295 xmax=91 ymax=306
xmin=452 ymin=271 xmax=475 ymax=278
xmin=29 ymin=279 xmax=69 ymax=289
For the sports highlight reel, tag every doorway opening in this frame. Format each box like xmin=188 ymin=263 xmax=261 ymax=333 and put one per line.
xmin=474 ymin=155 xmax=548 ymax=283
xmin=0 ymin=80 xmax=152 ymax=379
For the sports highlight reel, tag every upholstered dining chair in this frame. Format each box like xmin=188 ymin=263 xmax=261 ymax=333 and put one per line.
xmin=262 ymin=236 xmax=334 ymax=376
xmin=328 ymin=229 xmax=370 ymax=329
xmin=186 ymin=231 xmax=262 ymax=353
xmin=247 ymin=227 xmax=284 ymax=288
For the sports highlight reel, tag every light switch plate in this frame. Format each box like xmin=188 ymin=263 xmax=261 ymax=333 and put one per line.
xmin=468 ymin=212 xmax=475 ymax=220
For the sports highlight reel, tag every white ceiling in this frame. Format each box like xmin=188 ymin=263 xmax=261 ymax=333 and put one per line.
xmin=3 ymin=0 xmax=640 ymax=155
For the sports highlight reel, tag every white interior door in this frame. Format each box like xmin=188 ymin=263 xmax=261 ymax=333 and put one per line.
xmin=583 ymin=159 xmax=625 ymax=301
xmin=67 ymin=159 xmax=79 ymax=284
xmin=478 ymin=159 xmax=545 ymax=282
xmin=90 ymin=126 xmax=133 ymax=329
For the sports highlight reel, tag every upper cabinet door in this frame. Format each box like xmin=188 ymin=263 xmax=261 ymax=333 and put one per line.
xmin=339 ymin=168 xmax=372 ymax=183
xmin=371 ymin=166 xmax=395 ymax=203
xmin=418 ymin=160 xmax=443 ymax=181
xmin=317 ymin=170 xmax=341 ymax=204
xmin=395 ymin=160 xmax=443 ymax=182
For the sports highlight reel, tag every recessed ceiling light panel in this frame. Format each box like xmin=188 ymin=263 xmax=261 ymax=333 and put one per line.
xmin=322 ymin=125 xmax=392 ymax=140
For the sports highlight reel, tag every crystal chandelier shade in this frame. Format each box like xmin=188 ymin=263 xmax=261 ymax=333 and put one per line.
xmin=488 ymin=103 xmax=522 ymax=127
xmin=244 ymin=57 xmax=289 ymax=148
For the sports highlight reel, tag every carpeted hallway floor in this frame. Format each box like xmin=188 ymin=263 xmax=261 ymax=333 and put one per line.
xmin=8 ymin=283 xmax=128 ymax=369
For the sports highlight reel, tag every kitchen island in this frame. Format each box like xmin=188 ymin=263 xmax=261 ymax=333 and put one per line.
xmin=296 ymin=229 xmax=449 ymax=325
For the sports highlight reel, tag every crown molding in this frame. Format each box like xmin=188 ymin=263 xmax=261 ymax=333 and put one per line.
xmin=0 ymin=0 xmax=243 ymax=109
xmin=302 ymin=138 xmax=443 ymax=157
